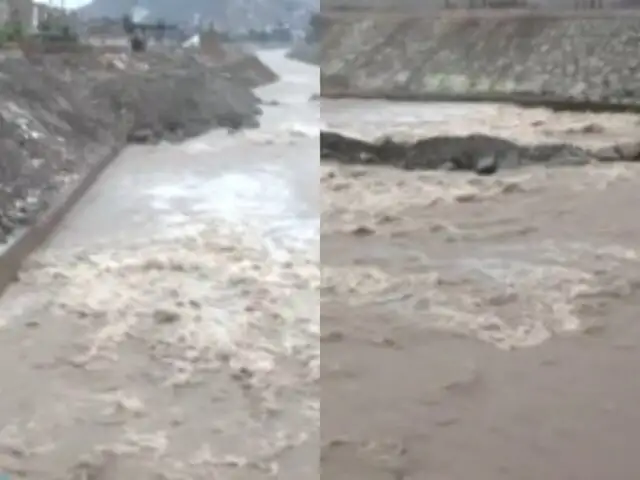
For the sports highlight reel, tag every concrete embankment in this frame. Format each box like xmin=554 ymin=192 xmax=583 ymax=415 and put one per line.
xmin=0 ymin=46 xmax=277 ymax=296
xmin=321 ymin=11 xmax=640 ymax=108
xmin=0 ymin=48 xmax=276 ymax=245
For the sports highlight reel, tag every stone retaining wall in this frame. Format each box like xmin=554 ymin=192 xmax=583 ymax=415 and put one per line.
xmin=321 ymin=11 xmax=640 ymax=105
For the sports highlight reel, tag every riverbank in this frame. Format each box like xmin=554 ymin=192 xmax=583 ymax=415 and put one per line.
xmin=321 ymin=10 xmax=640 ymax=106
xmin=0 ymin=47 xmax=276 ymax=247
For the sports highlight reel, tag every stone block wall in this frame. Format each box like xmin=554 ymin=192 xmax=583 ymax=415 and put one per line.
xmin=321 ymin=12 xmax=640 ymax=105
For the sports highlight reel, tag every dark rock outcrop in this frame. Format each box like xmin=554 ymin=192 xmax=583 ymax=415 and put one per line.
xmin=320 ymin=130 xmax=626 ymax=173
xmin=287 ymin=40 xmax=319 ymax=65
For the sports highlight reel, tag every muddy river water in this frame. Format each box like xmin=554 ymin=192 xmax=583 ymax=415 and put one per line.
xmin=322 ymin=92 xmax=640 ymax=478
xmin=0 ymin=50 xmax=319 ymax=479
xmin=2 ymin=46 xmax=640 ymax=479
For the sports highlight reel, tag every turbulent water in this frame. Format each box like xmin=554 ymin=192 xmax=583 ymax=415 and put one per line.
xmin=321 ymin=98 xmax=640 ymax=479
xmin=0 ymin=50 xmax=320 ymax=479
xmin=322 ymin=161 xmax=640 ymax=349
xmin=3 ymin=45 xmax=640 ymax=478
xmin=321 ymin=99 xmax=640 ymax=348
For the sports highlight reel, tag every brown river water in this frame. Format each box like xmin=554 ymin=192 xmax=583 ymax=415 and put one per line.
xmin=1 ymin=46 xmax=640 ymax=479
xmin=321 ymin=98 xmax=640 ymax=479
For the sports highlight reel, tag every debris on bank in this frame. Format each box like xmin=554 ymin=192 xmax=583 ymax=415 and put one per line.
xmin=321 ymin=130 xmax=640 ymax=174
xmin=0 ymin=47 xmax=277 ymax=244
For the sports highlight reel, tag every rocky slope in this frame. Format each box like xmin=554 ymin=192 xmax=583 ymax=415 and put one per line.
xmin=321 ymin=12 xmax=640 ymax=106
xmin=287 ymin=13 xmax=321 ymax=64
xmin=288 ymin=39 xmax=318 ymax=64
xmin=0 ymin=47 xmax=276 ymax=244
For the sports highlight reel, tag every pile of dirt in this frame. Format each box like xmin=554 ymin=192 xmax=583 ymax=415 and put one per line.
xmin=321 ymin=130 xmax=640 ymax=174
xmin=0 ymin=48 xmax=277 ymax=244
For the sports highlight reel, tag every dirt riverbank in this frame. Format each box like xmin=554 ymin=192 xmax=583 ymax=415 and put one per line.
xmin=0 ymin=47 xmax=276 ymax=244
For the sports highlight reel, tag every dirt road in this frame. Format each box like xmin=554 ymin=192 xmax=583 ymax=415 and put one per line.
xmin=321 ymin=99 xmax=640 ymax=479
xmin=0 ymin=50 xmax=318 ymax=479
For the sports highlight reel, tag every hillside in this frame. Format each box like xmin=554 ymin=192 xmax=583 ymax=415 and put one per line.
xmin=78 ymin=0 xmax=316 ymax=31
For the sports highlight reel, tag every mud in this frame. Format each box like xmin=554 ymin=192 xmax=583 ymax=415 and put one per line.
xmin=321 ymin=100 xmax=640 ymax=478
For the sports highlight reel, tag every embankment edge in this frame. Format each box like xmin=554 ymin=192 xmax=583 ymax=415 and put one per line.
xmin=0 ymin=132 xmax=127 ymax=298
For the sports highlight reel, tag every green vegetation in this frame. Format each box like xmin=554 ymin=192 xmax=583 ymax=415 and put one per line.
xmin=0 ymin=21 xmax=24 ymax=46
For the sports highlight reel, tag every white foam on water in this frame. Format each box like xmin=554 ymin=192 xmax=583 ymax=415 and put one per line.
xmin=143 ymin=165 xmax=316 ymax=256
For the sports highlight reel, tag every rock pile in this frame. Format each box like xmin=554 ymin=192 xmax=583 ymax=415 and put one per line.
xmin=321 ymin=130 xmax=640 ymax=174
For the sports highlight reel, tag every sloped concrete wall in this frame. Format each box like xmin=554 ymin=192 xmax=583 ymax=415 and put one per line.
xmin=321 ymin=12 xmax=640 ymax=106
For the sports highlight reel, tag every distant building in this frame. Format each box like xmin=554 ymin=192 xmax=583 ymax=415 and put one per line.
xmin=7 ymin=0 xmax=34 ymax=30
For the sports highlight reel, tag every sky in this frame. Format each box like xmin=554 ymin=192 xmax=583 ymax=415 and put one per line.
xmin=38 ymin=0 xmax=92 ymax=8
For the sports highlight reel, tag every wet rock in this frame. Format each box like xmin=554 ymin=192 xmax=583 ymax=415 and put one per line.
xmin=127 ymin=128 xmax=155 ymax=144
xmin=375 ymin=213 xmax=400 ymax=225
xmin=565 ymin=122 xmax=606 ymax=134
xmin=152 ymin=308 xmax=181 ymax=324
xmin=614 ymin=141 xmax=640 ymax=161
xmin=350 ymin=225 xmax=376 ymax=237
xmin=321 ymin=330 xmax=345 ymax=343
xmin=321 ymin=130 xmax=597 ymax=173
xmin=439 ymin=161 xmax=457 ymax=171
xmin=287 ymin=40 xmax=319 ymax=65
xmin=0 ymin=215 xmax=15 ymax=237
xmin=593 ymin=141 xmax=640 ymax=162
xmin=593 ymin=145 xmax=620 ymax=162
xmin=474 ymin=155 xmax=499 ymax=175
